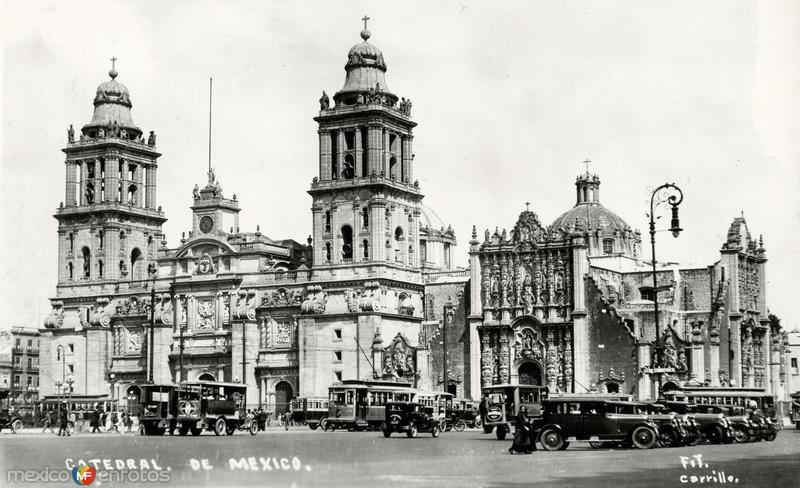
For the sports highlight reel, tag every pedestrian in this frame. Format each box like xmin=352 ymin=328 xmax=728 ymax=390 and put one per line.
xmin=90 ymin=407 xmax=101 ymax=433
xmin=283 ymin=411 xmax=290 ymax=431
xmin=110 ymin=410 xmax=119 ymax=433
xmin=479 ymin=397 xmax=488 ymax=426
xmin=122 ymin=411 xmax=132 ymax=433
xmin=508 ymin=406 xmax=534 ymax=454
xmin=58 ymin=405 xmax=70 ymax=437
xmin=41 ymin=411 xmax=54 ymax=434
xmin=258 ymin=408 xmax=267 ymax=431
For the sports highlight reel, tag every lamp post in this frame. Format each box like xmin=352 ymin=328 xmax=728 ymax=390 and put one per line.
xmin=109 ymin=373 xmax=116 ymax=410
xmin=647 ymin=183 xmax=684 ymax=376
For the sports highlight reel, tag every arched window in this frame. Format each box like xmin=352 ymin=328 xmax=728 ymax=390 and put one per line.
xmin=361 ymin=208 xmax=369 ymax=228
xmin=82 ymin=247 xmax=91 ymax=278
xmin=389 ymin=157 xmax=397 ymax=179
xmin=98 ymin=230 xmax=104 ymax=249
xmin=362 ymin=239 xmax=369 ymax=259
xmin=342 ymin=154 xmax=355 ymax=179
xmin=341 ymin=225 xmax=353 ymax=260
xmin=444 ymin=243 xmax=451 ymax=269
xmin=602 ymin=238 xmax=614 ymax=255
xmin=324 ymin=211 xmax=331 ymax=233
xmin=420 ymin=241 xmax=427 ymax=265
xmin=127 ymin=184 xmax=137 ymax=206
xmin=98 ymin=260 xmax=104 ymax=278
xmin=119 ymin=260 xmax=127 ymax=276
xmin=130 ymin=248 xmax=142 ymax=280
xmin=408 ymin=245 xmax=413 ymax=264
xmin=325 ymin=242 xmax=332 ymax=263
xmin=68 ymin=233 xmax=74 ymax=253
xmin=68 ymin=262 xmax=73 ymax=280
xmin=394 ymin=227 xmax=404 ymax=262
xmin=332 ymin=159 xmax=339 ymax=180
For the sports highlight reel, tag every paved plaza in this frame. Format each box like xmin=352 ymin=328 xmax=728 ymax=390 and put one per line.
xmin=2 ymin=426 xmax=799 ymax=487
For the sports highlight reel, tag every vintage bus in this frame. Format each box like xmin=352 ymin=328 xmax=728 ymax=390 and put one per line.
xmin=138 ymin=381 xmax=256 ymax=436
xmin=480 ymin=384 xmax=549 ymax=440
xmin=326 ymin=380 xmax=415 ymax=431
xmin=661 ymin=386 xmax=777 ymax=417
xmin=290 ymin=397 xmax=330 ymax=430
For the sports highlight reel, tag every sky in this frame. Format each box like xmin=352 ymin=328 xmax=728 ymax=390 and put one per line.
xmin=1 ymin=0 xmax=798 ymax=330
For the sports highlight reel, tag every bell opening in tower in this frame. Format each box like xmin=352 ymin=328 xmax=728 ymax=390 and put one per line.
xmin=341 ymin=225 xmax=353 ymax=260
xmin=343 ymin=154 xmax=355 ymax=179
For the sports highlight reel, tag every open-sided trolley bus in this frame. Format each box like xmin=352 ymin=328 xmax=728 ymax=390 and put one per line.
xmin=326 ymin=380 xmax=415 ymax=431
xmin=481 ymin=383 xmax=549 ymax=440
xmin=661 ymin=387 xmax=777 ymax=418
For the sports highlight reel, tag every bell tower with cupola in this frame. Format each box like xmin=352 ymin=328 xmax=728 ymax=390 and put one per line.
xmin=55 ymin=59 xmax=166 ymax=287
xmin=309 ymin=20 xmax=422 ymax=275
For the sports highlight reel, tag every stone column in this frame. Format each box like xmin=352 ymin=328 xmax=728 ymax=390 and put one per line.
xmin=318 ymin=130 xmax=332 ymax=180
xmin=331 ymin=205 xmax=340 ymax=264
xmin=383 ymin=131 xmax=391 ymax=177
xmin=93 ymin=158 xmax=102 ymax=204
xmin=729 ymin=314 xmax=742 ymax=386
xmin=571 ymin=239 xmax=589 ymax=391
xmin=119 ymin=159 xmax=127 ymax=204
xmin=690 ymin=321 xmax=704 ymax=381
xmin=79 ymin=161 xmax=88 ymax=205
xmin=370 ymin=203 xmax=385 ymax=262
xmin=367 ymin=125 xmax=382 ymax=176
xmin=104 ymin=157 xmax=117 ymax=203
xmin=402 ymin=135 xmax=413 ymax=183
xmin=708 ymin=320 xmax=721 ymax=386
xmin=311 ymin=206 xmax=324 ymax=265
xmin=65 ymin=161 xmax=77 ymax=205
xmin=135 ymin=163 xmax=145 ymax=207
xmin=146 ymin=163 xmax=157 ymax=209
xmin=354 ymin=127 xmax=364 ymax=177
xmin=335 ymin=130 xmax=344 ymax=179
xmin=769 ymin=327 xmax=780 ymax=397
xmin=638 ymin=343 xmax=652 ymax=400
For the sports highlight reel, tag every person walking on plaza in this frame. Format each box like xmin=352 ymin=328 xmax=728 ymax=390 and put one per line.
xmin=109 ymin=410 xmax=119 ymax=433
xmin=258 ymin=408 xmax=267 ymax=431
xmin=41 ymin=411 xmax=54 ymax=434
xmin=122 ymin=411 xmax=132 ymax=433
xmin=58 ymin=405 xmax=70 ymax=437
xmin=479 ymin=397 xmax=488 ymax=427
xmin=90 ymin=405 xmax=102 ymax=433
xmin=508 ymin=406 xmax=534 ymax=454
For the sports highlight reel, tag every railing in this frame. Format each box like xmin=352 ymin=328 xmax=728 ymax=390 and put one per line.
xmin=422 ymin=268 xmax=470 ymax=284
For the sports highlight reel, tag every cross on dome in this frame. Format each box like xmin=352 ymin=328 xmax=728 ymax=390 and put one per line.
xmin=583 ymin=158 xmax=591 ymax=174
xmin=360 ymin=15 xmax=371 ymax=41
xmin=109 ymin=56 xmax=118 ymax=79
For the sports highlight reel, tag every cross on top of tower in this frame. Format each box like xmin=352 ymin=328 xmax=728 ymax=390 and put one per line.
xmin=109 ymin=56 xmax=118 ymax=79
xmin=583 ymin=158 xmax=591 ymax=174
xmin=525 ymin=202 xmax=530 ymax=212
xmin=362 ymin=15 xmax=370 ymax=29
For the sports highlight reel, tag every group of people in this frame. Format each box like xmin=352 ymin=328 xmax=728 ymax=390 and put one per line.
xmin=40 ymin=404 xmax=133 ymax=435
xmin=245 ymin=408 xmax=272 ymax=431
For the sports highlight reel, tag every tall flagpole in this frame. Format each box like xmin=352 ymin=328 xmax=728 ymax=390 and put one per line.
xmin=208 ymin=77 xmax=213 ymax=179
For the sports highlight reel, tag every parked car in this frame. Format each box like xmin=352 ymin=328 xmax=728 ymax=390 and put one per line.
xmin=697 ymin=405 xmax=759 ymax=443
xmin=533 ymin=399 xmax=660 ymax=451
xmin=663 ymin=401 xmax=733 ymax=444
xmin=0 ymin=390 xmax=23 ymax=434
xmin=382 ymin=402 xmax=441 ymax=438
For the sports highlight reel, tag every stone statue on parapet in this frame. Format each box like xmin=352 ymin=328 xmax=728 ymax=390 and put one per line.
xmin=67 ymin=124 xmax=74 ymax=143
xmin=319 ymin=90 xmax=330 ymax=110
xmin=147 ymin=131 xmax=157 ymax=146
xmin=193 ymin=184 xmax=201 ymax=200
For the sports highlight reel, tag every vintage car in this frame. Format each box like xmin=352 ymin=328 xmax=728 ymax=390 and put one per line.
xmin=696 ymin=404 xmax=759 ymax=443
xmin=791 ymin=391 xmax=800 ymax=430
xmin=0 ymin=390 xmax=23 ymax=434
xmin=382 ymin=401 xmax=441 ymax=438
xmin=618 ymin=402 xmax=696 ymax=448
xmin=533 ymin=399 xmax=660 ymax=451
xmin=663 ymin=401 xmax=733 ymax=444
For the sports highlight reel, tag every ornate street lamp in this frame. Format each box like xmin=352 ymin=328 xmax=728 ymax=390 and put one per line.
xmin=109 ymin=372 xmax=117 ymax=411
xmin=647 ymin=183 xmax=684 ymax=369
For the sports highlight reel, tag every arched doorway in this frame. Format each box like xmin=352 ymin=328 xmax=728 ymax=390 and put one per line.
xmin=198 ymin=373 xmax=215 ymax=381
xmin=518 ymin=362 xmax=542 ymax=386
xmin=124 ymin=385 xmax=142 ymax=415
xmin=275 ymin=381 xmax=293 ymax=416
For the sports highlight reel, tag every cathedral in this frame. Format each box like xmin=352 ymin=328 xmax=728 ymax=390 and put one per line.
xmin=37 ymin=23 xmax=792 ymax=416
xmin=467 ymin=172 xmax=793 ymax=406
xmin=39 ymin=25 xmax=468 ymax=415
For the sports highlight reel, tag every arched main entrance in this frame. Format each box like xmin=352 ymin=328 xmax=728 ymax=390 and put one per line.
xmin=198 ymin=373 xmax=215 ymax=381
xmin=275 ymin=381 xmax=293 ymax=415
xmin=518 ymin=362 xmax=543 ymax=386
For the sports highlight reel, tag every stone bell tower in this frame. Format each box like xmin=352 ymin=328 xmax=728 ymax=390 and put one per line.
xmin=309 ymin=20 xmax=422 ymax=274
xmin=55 ymin=60 xmax=166 ymax=288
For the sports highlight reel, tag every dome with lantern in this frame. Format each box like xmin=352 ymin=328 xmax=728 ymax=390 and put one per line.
xmin=334 ymin=26 xmax=398 ymax=106
xmin=81 ymin=62 xmax=142 ymax=139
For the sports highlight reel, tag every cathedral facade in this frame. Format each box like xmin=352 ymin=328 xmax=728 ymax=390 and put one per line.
xmin=468 ymin=172 xmax=793 ymax=407
xmin=39 ymin=26 xmax=469 ymax=415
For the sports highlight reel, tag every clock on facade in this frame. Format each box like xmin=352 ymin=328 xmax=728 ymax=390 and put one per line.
xmin=199 ymin=216 xmax=214 ymax=234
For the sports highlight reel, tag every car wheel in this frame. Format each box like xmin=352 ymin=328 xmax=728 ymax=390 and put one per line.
xmin=432 ymin=425 xmax=440 ymax=438
xmin=589 ymin=441 xmax=605 ymax=449
xmin=475 ymin=418 xmax=483 ymax=428
xmin=658 ymin=428 xmax=680 ymax=448
xmin=764 ymin=430 xmax=777 ymax=442
xmin=483 ymin=424 xmax=493 ymax=434
xmin=407 ymin=425 xmax=418 ymax=438
xmin=11 ymin=420 xmax=22 ymax=433
xmin=226 ymin=422 xmax=236 ymax=436
xmin=214 ymin=418 xmax=226 ymax=436
xmin=732 ymin=426 xmax=749 ymax=444
xmin=309 ymin=423 xmax=318 ymax=430
xmin=631 ymin=426 xmax=657 ymax=449
xmin=496 ymin=425 xmax=508 ymax=441
xmin=540 ymin=428 xmax=564 ymax=451
xmin=454 ymin=419 xmax=466 ymax=432
xmin=705 ymin=425 xmax=723 ymax=444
